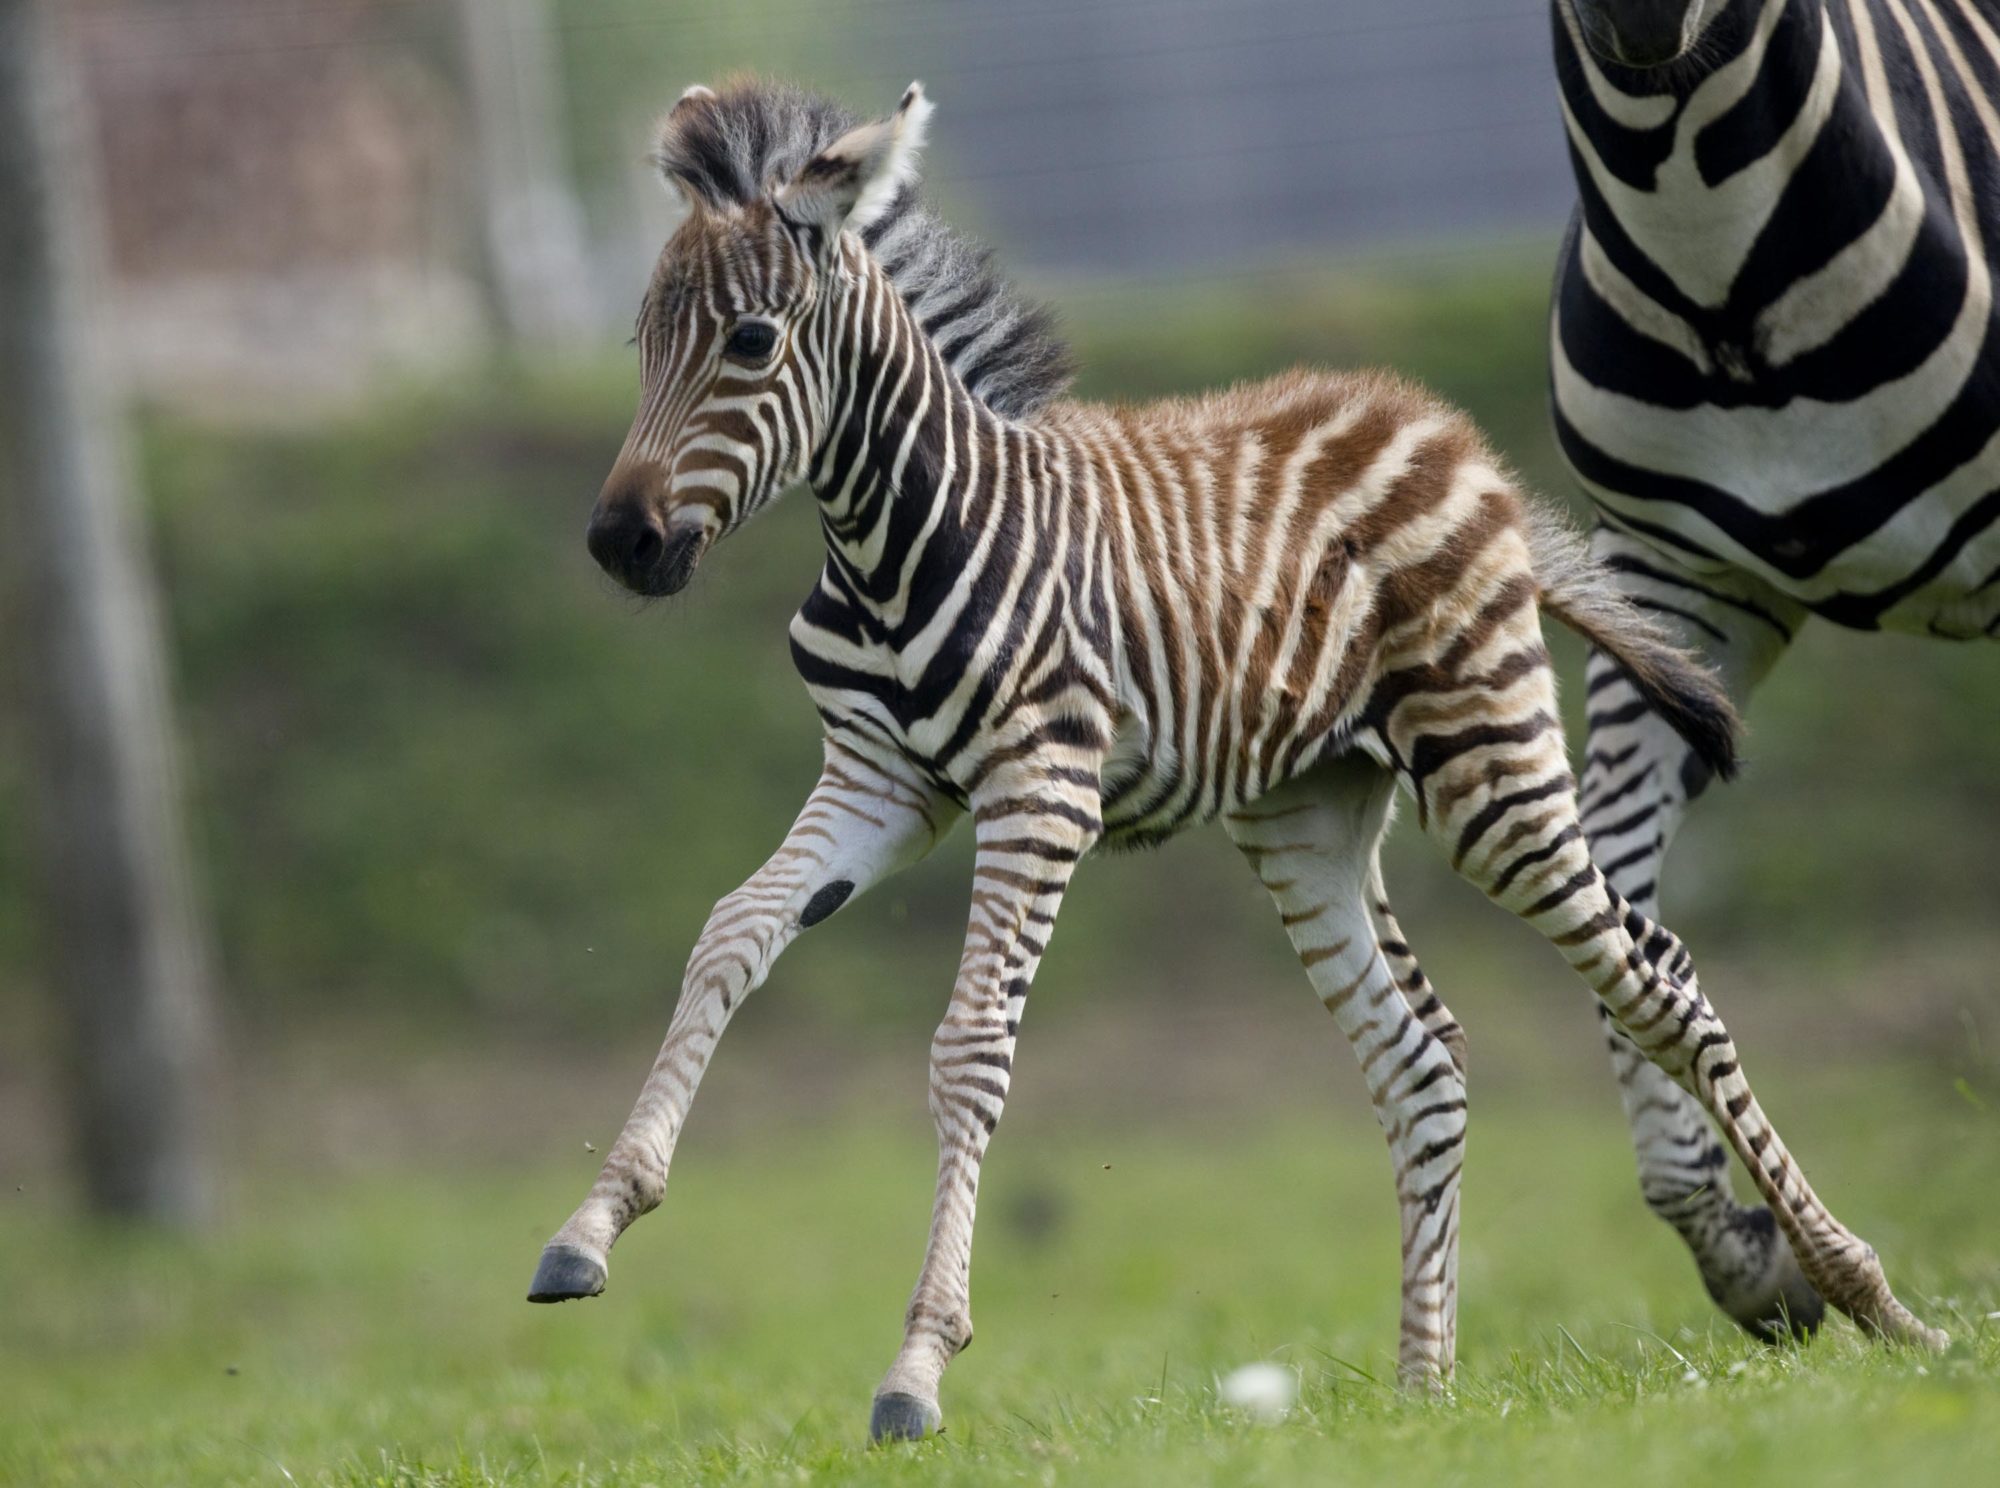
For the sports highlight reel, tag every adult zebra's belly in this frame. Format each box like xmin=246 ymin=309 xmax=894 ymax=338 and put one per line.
xmin=1554 ymin=342 xmax=2000 ymax=638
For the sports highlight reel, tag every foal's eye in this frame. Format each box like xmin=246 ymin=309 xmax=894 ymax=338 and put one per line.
xmin=725 ymin=321 xmax=778 ymax=360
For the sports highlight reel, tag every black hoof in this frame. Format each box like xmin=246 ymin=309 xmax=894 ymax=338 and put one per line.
xmin=869 ymin=1391 xmax=941 ymax=1443
xmin=1703 ymin=1206 xmax=1826 ymax=1344
xmin=526 ymin=1243 xmax=606 ymax=1303
xmin=1738 ymin=1282 xmax=1826 ymax=1344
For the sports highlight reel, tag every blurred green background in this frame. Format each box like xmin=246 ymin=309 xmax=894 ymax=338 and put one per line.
xmin=8 ymin=258 xmax=1997 ymax=1085
xmin=3 ymin=3 xmax=1998 ymax=1484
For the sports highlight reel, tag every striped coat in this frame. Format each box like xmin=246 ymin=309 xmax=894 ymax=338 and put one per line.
xmin=528 ymin=76 xmax=1944 ymax=1440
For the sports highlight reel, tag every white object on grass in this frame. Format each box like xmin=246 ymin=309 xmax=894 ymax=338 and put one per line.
xmin=1217 ymin=1362 xmax=1297 ymax=1423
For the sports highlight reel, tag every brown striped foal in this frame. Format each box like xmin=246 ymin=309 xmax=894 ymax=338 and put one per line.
xmin=528 ymin=77 xmax=1945 ymax=1442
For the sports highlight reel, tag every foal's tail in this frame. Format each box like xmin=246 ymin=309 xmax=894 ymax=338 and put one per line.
xmin=1525 ymin=503 xmax=1740 ymax=781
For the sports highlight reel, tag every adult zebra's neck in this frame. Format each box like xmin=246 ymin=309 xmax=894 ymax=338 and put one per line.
xmin=806 ymin=248 xmax=1017 ymax=621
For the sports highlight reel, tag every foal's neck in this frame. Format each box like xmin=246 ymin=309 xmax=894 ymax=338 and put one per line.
xmin=807 ymin=253 xmax=1041 ymax=613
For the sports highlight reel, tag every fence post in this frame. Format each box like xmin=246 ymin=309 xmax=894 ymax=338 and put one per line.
xmin=452 ymin=0 xmax=600 ymax=346
xmin=0 ymin=0 xmax=222 ymax=1225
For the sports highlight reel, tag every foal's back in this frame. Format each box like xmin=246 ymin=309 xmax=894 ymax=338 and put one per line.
xmin=1047 ymin=369 xmax=1532 ymax=837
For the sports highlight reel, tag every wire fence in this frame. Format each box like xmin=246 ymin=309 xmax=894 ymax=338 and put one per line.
xmin=61 ymin=0 xmax=1575 ymax=401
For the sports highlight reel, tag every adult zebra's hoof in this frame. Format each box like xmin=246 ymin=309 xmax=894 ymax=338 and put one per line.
xmin=526 ymin=1243 xmax=607 ymax=1303
xmin=1733 ymin=1273 xmax=1826 ymax=1343
xmin=869 ymin=1391 xmax=941 ymax=1443
xmin=1701 ymin=1210 xmax=1824 ymax=1343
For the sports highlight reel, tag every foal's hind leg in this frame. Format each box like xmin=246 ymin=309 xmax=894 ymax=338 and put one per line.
xmin=1368 ymin=850 xmax=1464 ymax=1077
xmin=1228 ymin=757 xmax=1467 ymax=1389
xmin=1393 ymin=647 xmax=1944 ymax=1350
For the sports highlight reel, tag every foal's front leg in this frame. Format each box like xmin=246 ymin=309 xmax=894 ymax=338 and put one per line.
xmin=527 ymin=743 xmax=954 ymax=1302
xmin=869 ymin=769 xmax=1099 ymax=1442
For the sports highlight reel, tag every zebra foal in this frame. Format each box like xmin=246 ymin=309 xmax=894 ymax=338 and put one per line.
xmin=526 ymin=78 xmax=1944 ymax=1439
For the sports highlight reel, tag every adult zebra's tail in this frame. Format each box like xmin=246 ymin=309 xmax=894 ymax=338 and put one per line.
xmin=1525 ymin=505 xmax=1740 ymax=782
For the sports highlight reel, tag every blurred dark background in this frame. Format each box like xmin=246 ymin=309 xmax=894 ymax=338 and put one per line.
xmin=2 ymin=0 xmax=1995 ymax=1213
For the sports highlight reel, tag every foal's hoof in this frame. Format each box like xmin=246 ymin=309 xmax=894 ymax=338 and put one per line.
xmin=526 ymin=1243 xmax=607 ymax=1303
xmin=869 ymin=1391 xmax=941 ymax=1443
xmin=1848 ymin=1294 xmax=1951 ymax=1354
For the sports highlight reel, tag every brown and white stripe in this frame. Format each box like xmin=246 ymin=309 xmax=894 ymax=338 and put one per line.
xmin=530 ymin=76 xmax=1946 ymax=1442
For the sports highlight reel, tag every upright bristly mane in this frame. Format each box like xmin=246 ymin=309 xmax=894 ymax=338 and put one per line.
xmin=654 ymin=77 xmax=1073 ymax=422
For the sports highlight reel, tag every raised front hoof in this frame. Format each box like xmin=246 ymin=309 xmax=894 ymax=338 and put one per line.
xmin=526 ymin=1243 xmax=607 ymax=1303
xmin=869 ymin=1391 xmax=942 ymax=1444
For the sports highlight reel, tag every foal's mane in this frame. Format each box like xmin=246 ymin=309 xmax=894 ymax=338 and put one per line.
xmin=655 ymin=77 xmax=1074 ymax=423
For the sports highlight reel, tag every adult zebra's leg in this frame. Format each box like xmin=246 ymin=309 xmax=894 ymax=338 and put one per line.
xmin=1415 ymin=656 xmax=1945 ymax=1353
xmin=870 ymin=767 xmax=1100 ymax=1443
xmin=1579 ymin=530 xmax=1815 ymax=1337
xmin=1227 ymin=757 xmax=1467 ymax=1390
xmin=527 ymin=742 xmax=954 ymax=1303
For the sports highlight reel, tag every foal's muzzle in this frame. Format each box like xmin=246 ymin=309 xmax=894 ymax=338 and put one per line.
xmin=585 ymin=501 xmax=706 ymax=597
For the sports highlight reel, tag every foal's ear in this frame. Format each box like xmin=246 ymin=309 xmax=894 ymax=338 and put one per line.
xmin=651 ymin=83 xmax=723 ymax=210
xmin=777 ymin=82 xmax=933 ymax=238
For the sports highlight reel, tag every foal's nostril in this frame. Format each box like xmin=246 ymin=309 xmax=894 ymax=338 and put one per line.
xmin=585 ymin=501 xmax=666 ymax=586
xmin=585 ymin=509 xmax=625 ymax=574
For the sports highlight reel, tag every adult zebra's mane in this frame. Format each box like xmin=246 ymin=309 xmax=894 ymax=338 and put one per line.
xmin=655 ymin=77 xmax=1074 ymax=423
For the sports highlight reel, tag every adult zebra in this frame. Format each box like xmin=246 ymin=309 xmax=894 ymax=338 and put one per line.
xmin=525 ymin=77 xmax=1941 ymax=1439
xmin=1553 ymin=0 xmax=2000 ymax=1339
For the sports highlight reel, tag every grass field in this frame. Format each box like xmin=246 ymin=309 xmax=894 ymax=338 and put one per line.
xmin=3 ymin=261 xmax=1998 ymax=1485
xmin=6 ymin=1066 xmax=1996 ymax=1487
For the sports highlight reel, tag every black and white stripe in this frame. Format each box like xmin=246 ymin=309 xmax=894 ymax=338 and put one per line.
xmin=1556 ymin=0 xmax=2000 ymax=632
xmin=1552 ymin=0 xmax=1999 ymax=1339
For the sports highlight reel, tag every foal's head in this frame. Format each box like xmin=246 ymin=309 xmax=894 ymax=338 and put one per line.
xmin=586 ymin=82 xmax=932 ymax=596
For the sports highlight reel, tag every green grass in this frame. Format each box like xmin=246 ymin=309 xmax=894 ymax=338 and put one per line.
xmin=6 ymin=1076 xmax=1996 ymax=1486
